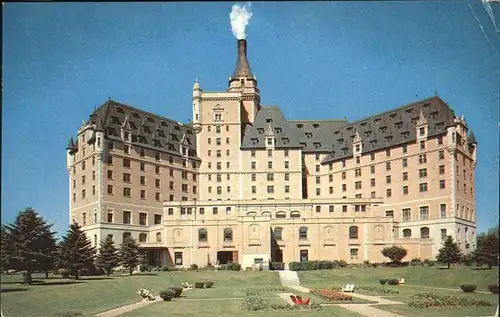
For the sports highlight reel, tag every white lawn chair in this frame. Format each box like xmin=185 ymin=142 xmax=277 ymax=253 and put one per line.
xmin=398 ymin=278 xmax=405 ymax=284
xmin=342 ymin=284 xmax=355 ymax=293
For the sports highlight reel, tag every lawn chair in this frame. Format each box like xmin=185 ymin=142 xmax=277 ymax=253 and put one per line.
xmin=398 ymin=278 xmax=405 ymax=284
xmin=289 ymin=295 xmax=299 ymax=304
xmin=296 ymin=295 xmax=311 ymax=305
xmin=342 ymin=284 xmax=355 ymax=293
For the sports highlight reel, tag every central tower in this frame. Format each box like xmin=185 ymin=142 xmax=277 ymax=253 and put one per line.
xmin=228 ymin=39 xmax=260 ymax=124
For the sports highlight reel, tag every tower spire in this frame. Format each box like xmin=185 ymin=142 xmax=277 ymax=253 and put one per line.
xmin=233 ymin=39 xmax=253 ymax=78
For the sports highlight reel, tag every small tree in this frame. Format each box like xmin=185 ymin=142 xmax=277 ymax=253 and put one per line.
xmin=0 ymin=225 xmax=14 ymax=273
xmin=56 ymin=223 xmax=96 ymax=279
xmin=473 ymin=230 xmax=499 ymax=269
xmin=119 ymin=236 xmax=141 ymax=275
xmin=382 ymin=246 xmax=408 ymax=264
xmin=4 ymin=208 xmax=57 ymax=284
xmin=436 ymin=236 xmax=462 ymax=269
xmin=96 ymin=236 xmax=119 ymax=276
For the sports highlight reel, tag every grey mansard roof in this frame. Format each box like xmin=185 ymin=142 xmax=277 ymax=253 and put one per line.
xmin=321 ymin=96 xmax=457 ymax=164
xmin=76 ymin=100 xmax=199 ymax=159
xmin=241 ymin=96 xmax=463 ymax=163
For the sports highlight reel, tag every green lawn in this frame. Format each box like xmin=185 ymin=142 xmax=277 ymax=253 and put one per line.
xmin=0 ymin=271 xmax=282 ymax=317
xmin=299 ymin=266 xmax=499 ymax=317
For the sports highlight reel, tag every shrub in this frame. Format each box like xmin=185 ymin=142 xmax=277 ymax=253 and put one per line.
xmin=410 ymin=258 xmax=421 ymax=266
xmin=189 ymin=264 xmax=199 ymax=271
xmin=228 ymin=262 xmax=241 ymax=271
xmin=379 ymin=279 xmax=387 ymax=285
xmin=460 ymin=284 xmax=477 ymax=293
xmin=358 ymin=286 xmax=399 ymax=294
xmin=488 ymin=284 xmax=499 ymax=294
xmin=363 ymin=260 xmax=371 ymax=268
xmin=161 ymin=266 xmax=170 ymax=272
xmin=53 ymin=311 xmax=84 ymax=317
xmin=311 ymin=289 xmax=353 ymax=301
xmin=159 ymin=289 xmax=175 ymax=301
xmin=423 ymin=259 xmax=435 ymax=266
xmin=387 ymin=279 xmax=399 ymax=285
xmin=338 ymin=260 xmax=348 ymax=268
xmin=168 ymin=286 xmax=183 ymax=297
xmin=371 ymin=262 xmax=380 ymax=268
xmin=270 ymin=262 xmax=284 ymax=270
xmin=194 ymin=282 xmax=205 ymax=289
xmin=381 ymin=246 xmax=408 ymax=264
xmin=58 ymin=269 xmax=70 ymax=278
xmin=409 ymin=292 xmax=492 ymax=308
xmin=205 ymin=281 xmax=214 ymax=288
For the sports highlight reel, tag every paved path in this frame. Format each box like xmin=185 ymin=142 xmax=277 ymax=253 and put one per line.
xmin=94 ymin=298 xmax=161 ymax=317
xmin=350 ymin=293 xmax=403 ymax=305
xmin=400 ymin=284 xmax=491 ymax=294
xmin=337 ymin=304 xmax=407 ymax=317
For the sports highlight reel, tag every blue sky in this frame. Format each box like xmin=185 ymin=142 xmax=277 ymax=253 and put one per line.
xmin=3 ymin=2 xmax=499 ymax=237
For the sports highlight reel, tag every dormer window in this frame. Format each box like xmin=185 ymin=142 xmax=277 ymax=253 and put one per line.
xmin=435 ymin=122 xmax=444 ymax=131
xmin=267 ymin=138 xmax=273 ymax=146
xmin=240 ymin=79 xmax=245 ymax=85
xmin=385 ymin=136 xmax=393 ymax=144
xmin=406 ymin=108 xmax=414 ymax=114
xmin=374 ymin=118 xmax=381 ymax=124
xmin=306 ymin=132 xmax=313 ymax=139
xmin=275 ymin=127 xmax=282 ymax=134
xmin=174 ymin=125 xmax=181 ymax=131
xmin=389 ymin=113 xmax=397 ymax=118
xmin=266 ymin=118 xmax=273 ymax=123
xmin=161 ymin=121 xmax=168 ymax=127
xmin=314 ymin=142 xmax=321 ymax=148
xmin=251 ymin=138 xmax=258 ymax=145
xmin=313 ymin=123 xmax=319 ymax=128
xmin=337 ymin=138 xmax=344 ymax=144
xmin=282 ymin=138 xmax=289 ymax=144
xmin=110 ymin=116 xmax=120 ymax=125
xmin=143 ymin=126 xmax=151 ymax=134
xmin=257 ymin=128 xmax=264 ymax=134
xmin=147 ymin=117 xmax=155 ymax=123
xmin=364 ymin=131 xmax=371 ymax=137
xmin=411 ymin=117 xmax=419 ymax=124
xmin=333 ymin=130 xmax=340 ymax=135
xmin=132 ymin=112 xmax=140 ymax=118
xmin=297 ymin=124 xmax=303 ymax=129
xmin=379 ymin=126 xmax=387 ymax=133
xmin=346 ymin=126 xmax=353 ymax=131
xmin=394 ymin=122 xmax=402 ymax=129
xmin=129 ymin=122 xmax=137 ymax=129
xmin=116 ymin=107 xmax=125 ymax=114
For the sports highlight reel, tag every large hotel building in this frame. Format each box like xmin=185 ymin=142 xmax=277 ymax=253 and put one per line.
xmin=67 ymin=39 xmax=478 ymax=269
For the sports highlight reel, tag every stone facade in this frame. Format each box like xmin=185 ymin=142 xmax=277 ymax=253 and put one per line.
xmin=67 ymin=39 xmax=477 ymax=269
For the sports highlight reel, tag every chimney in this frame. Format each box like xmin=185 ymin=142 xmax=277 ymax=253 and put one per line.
xmin=233 ymin=39 xmax=253 ymax=78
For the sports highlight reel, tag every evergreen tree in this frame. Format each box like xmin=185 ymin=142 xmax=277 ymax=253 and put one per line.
xmin=56 ymin=222 xmax=95 ymax=279
xmin=4 ymin=208 xmax=57 ymax=284
xmin=96 ymin=236 xmax=119 ymax=276
xmin=436 ymin=235 xmax=462 ymax=269
xmin=1 ymin=225 xmax=14 ymax=273
xmin=119 ymin=236 xmax=141 ymax=275
xmin=473 ymin=229 xmax=499 ymax=269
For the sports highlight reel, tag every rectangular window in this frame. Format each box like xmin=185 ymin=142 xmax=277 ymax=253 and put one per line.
xmin=123 ymin=159 xmax=130 ymax=168
xmin=439 ymin=150 xmax=445 ymax=160
xmin=82 ymin=213 xmax=86 ymax=226
xmin=300 ymin=250 xmax=308 ymax=262
xmin=123 ymin=187 xmax=131 ymax=197
xmin=386 ymin=175 xmax=391 ymax=184
xmin=370 ymin=165 xmax=375 ymax=174
xmin=284 ymin=173 xmax=290 ymax=181
xmin=284 ymin=161 xmax=290 ymax=169
xmin=419 ymin=183 xmax=428 ymax=192
xmin=267 ymin=173 xmax=274 ymax=181
xmin=251 ymin=162 xmax=256 ymax=170
xmin=371 ymin=191 xmax=376 ymax=198
xmin=370 ymin=178 xmax=375 ymax=187
xmin=329 ymin=186 xmax=333 ymax=194
xmin=419 ymin=154 xmax=427 ymax=164
xmin=419 ymin=127 xmax=425 ymax=136
xmin=342 ymin=205 xmax=348 ymax=212
xmin=267 ymin=186 xmax=274 ymax=194
xmin=385 ymin=210 xmax=394 ymax=218
xmin=107 ymin=211 xmax=113 ymax=223
xmin=285 ymin=185 xmax=290 ymax=193
xmin=419 ymin=206 xmax=429 ymax=220
xmin=386 ymin=162 xmax=391 ymax=171
xmin=251 ymin=186 xmax=256 ymax=194
xmin=329 ymin=205 xmax=334 ymax=213
xmin=355 ymin=168 xmax=361 ymax=177
xmin=420 ymin=140 xmax=426 ymax=150
xmin=123 ymin=211 xmax=131 ymax=224
xmin=437 ymin=136 xmax=443 ymax=145
xmin=402 ymin=172 xmax=408 ymax=181
xmin=402 ymin=208 xmax=411 ymax=221
xmin=284 ymin=149 xmax=289 ymax=157
xmin=268 ymin=161 xmax=273 ymax=169
xmin=107 ymin=185 xmax=113 ymax=194
xmin=350 ymin=248 xmax=358 ymax=259
xmin=386 ymin=188 xmax=392 ymax=197
xmin=386 ymin=149 xmax=391 ymax=157
xmin=156 ymin=192 xmax=160 ymax=201
xmin=439 ymin=165 xmax=445 ymax=174
xmin=419 ymin=168 xmax=427 ymax=178
xmin=370 ymin=153 xmax=375 ymax=160
xmin=139 ymin=213 xmax=147 ymax=225
xmin=212 ymin=207 xmax=218 ymax=215
xmin=355 ymin=181 xmax=362 ymax=189
xmin=316 ymin=188 xmax=321 ymax=195
xmin=403 ymin=186 xmax=409 ymax=195
xmin=439 ymin=180 xmax=446 ymax=189
xmin=402 ymin=158 xmax=407 ymax=168
xmin=440 ymin=204 xmax=446 ymax=218
xmin=140 ymin=190 xmax=146 ymax=199
xmin=441 ymin=229 xmax=447 ymax=240
xmin=174 ymin=252 xmax=183 ymax=265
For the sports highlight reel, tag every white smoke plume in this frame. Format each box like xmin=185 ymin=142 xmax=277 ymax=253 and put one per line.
xmin=230 ymin=3 xmax=253 ymax=40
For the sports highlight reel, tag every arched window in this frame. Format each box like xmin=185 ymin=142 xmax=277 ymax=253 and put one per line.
xmin=156 ymin=232 xmax=162 ymax=242
xmin=123 ymin=232 xmax=131 ymax=242
xmin=198 ymin=228 xmax=208 ymax=242
xmin=261 ymin=211 xmax=271 ymax=217
xmin=299 ymin=227 xmax=308 ymax=240
xmin=403 ymin=229 xmax=412 ymax=238
xmin=224 ymin=228 xmax=233 ymax=242
xmin=247 ymin=211 xmax=257 ymax=216
xmin=273 ymin=227 xmax=283 ymax=240
xmin=349 ymin=226 xmax=359 ymax=239
xmin=139 ymin=233 xmax=147 ymax=242
xmin=290 ymin=211 xmax=301 ymax=218
xmin=420 ymin=227 xmax=430 ymax=239
xmin=275 ymin=211 xmax=286 ymax=218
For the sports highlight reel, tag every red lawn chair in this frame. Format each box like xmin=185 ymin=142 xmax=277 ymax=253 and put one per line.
xmin=289 ymin=295 xmax=300 ymax=304
xmin=296 ymin=295 xmax=311 ymax=305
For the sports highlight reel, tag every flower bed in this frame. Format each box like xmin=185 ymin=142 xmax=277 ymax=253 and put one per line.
xmin=408 ymin=293 xmax=492 ymax=308
xmin=310 ymin=289 xmax=353 ymax=301
xmin=241 ymin=292 xmax=322 ymax=312
xmin=357 ymin=286 xmax=399 ymax=294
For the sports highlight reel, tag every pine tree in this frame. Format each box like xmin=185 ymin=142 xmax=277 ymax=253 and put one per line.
xmin=436 ymin=235 xmax=462 ymax=269
xmin=56 ymin=222 xmax=96 ymax=279
xmin=4 ymin=208 xmax=57 ymax=284
xmin=473 ymin=229 xmax=499 ymax=269
xmin=119 ymin=236 xmax=141 ymax=275
xmin=1 ymin=225 xmax=14 ymax=273
xmin=96 ymin=236 xmax=119 ymax=276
